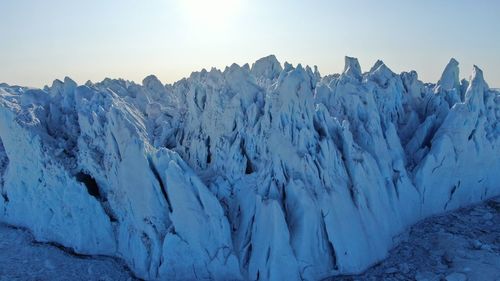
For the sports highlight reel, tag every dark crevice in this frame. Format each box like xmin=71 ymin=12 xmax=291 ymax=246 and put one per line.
xmin=347 ymin=183 xmax=358 ymax=208
xmin=193 ymin=89 xmax=199 ymax=109
xmin=265 ymin=247 xmax=271 ymax=264
xmin=232 ymin=206 xmax=241 ymax=232
xmin=147 ymin=158 xmax=173 ymax=213
xmin=194 ymin=89 xmax=207 ymax=111
xmin=105 ymin=207 xmax=118 ymax=223
xmin=232 ymin=120 xmax=237 ymax=132
xmin=76 ymin=172 xmax=101 ymax=200
xmin=28 ymin=239 xmax=140 ymax=280
xmin=444 ymin=180 xmax=461 ymax=210
xmin=100 ymin=197 xmax=119 ymax=223
xmin=200 ymin=93 xmax=207 ymax=111
xmin=321 ymin=211 xmax=338 ymax=270
xmin=240 ymin=139 xmax=255 ymax=174
xmin=468 ymin=129 xmax=476 ymax=141
xmin=190 ymin=179 xmax=205 ymax=210
xmin=313 ymin=118 xmax=327 ymax=140
xmin=338 ymin=146 xmax=359 ymax=207
xmin=177 ymin=130 xmax=185 ymax=146
xmin=281 ymin=161 xmax=289 ymax=182
xmin=206 ymin=136 xmax=212 ymax=164
xmin=241 ymin=214 xmax=255 ymax=268
xmin=329 ymin=238 xmax=339 ymax=271
xmin=280 ymin=184 xmax=295 ymax=240
xmin=0 ymin=138 xmax=10 ymax=201
xmin=110 ymin=133 xmax=122 ymax=162
xmin=75 ymin=172 xmax=118 ymax=223
xmin=164 ymin=131 xmax=178 ymax=150
xmin=421 ymin=124 xmax=438 ymax=150
xmin=141 ymin=232 xmax=153 ymax=271
xmin=392 ymin=169 xmax=401 ymax=199
xmin=33 ymin=240 xmax=89 ymax=259
xmin=242 ymin=243 xmax=253 ymax=269
xmin=245 ymin=156 xmax=254 ymax=174
xmin=431 ymin=156 xmax=446 ymax=174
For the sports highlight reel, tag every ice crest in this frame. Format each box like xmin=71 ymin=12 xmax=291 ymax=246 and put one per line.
xmin=437 ymin=58 xmax=460 ymax=91
xmin=251 ymin=54 xmax=282 ymax=80
xmin=343 ymin=56 xmax=362 ymax=79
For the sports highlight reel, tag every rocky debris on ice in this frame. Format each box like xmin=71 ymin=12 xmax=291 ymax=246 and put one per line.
xmin=0 ymin=55 xmax=499 ymax=281
xmin=334 ymin=197 xmax=500 ymax=281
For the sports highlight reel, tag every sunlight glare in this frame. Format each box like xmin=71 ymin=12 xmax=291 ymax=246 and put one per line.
xmin=179 ymin=0 xmax=244 ymax=27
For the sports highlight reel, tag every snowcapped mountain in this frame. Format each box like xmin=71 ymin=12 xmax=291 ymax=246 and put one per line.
xmin=0 ymin=56 xmax=498 ymax=281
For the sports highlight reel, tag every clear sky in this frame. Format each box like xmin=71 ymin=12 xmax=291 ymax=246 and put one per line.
xmin=1 ymin=0 xmax=499 ymax=87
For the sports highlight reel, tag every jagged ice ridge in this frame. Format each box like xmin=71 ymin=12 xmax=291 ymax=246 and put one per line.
xmin=0 ymin=56 xmax=499 ymax=280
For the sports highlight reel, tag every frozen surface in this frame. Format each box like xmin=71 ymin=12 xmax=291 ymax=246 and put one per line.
xmin=335 ymin=197 xmax=500 ymax=281
xmin=0 ymin=223 xmax=132 ymax=281
xmin=0 ymin=56 xmax=499 ymax=280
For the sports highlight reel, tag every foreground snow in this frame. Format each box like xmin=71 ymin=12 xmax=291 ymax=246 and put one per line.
xmin=0 ymin=56 xmax=499 ymax=280
xmin=335 ymin=197 xmax=500 ymax=281
xmin=0 ymin=224 xmax=132 ymax=281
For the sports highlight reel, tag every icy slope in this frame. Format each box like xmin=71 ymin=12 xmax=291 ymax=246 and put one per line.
xmin=0 ymin=56 xmax=498 ymax=280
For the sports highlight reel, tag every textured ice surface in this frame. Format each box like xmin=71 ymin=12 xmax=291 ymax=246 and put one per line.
xmin=0 ymin=223 xmax=132 ymax=281
xmin=335 ymin=197 xmax=500 ymax=281
xmin=0 ymin=56 xmax=499 ymax=280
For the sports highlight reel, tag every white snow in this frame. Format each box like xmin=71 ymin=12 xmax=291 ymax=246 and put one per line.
xmin=0 ymin=56 xmax=499 ymax=280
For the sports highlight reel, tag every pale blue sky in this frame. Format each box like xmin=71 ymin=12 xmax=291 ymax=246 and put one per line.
xmin=1 ymin=0 xmax=499 ymax=87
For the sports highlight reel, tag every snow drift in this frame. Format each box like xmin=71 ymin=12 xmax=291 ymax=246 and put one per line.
xmin=0 ymin=56 xmax=498 ymax=280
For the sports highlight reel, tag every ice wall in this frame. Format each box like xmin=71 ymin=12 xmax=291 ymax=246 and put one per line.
xmin=0 ymin=56 xmax=498 ymax=280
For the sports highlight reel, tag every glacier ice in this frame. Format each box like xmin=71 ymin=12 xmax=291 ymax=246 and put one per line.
xmin=0 ymin=56 xmax=499 ymax=280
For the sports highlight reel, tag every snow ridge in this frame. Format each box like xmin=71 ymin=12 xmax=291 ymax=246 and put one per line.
xmin=0 ymin=56 xmax=499 ymax=281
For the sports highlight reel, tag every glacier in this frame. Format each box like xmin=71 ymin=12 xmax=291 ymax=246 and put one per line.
xmin=0 ymin=56 xmax=498 ymax=280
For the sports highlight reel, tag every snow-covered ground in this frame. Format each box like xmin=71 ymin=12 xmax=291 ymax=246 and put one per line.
xmin=1 ymin=197 xmax=498 ymax=281
xmin=0 ymin=224 xmax=132 ymax=281
xmin=335 ymin=197 xmax=500 ymax=281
